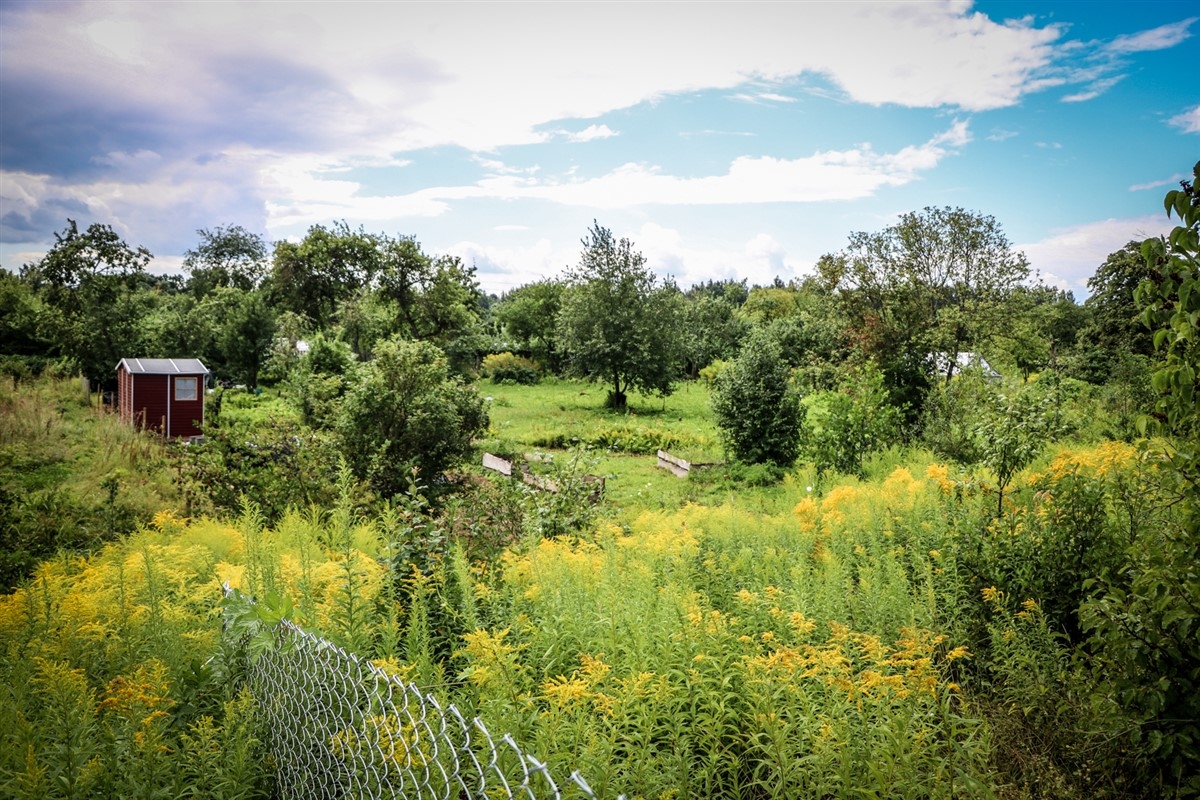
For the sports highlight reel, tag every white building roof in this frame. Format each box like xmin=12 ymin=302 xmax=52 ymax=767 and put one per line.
xmin=117 ymin=358 xmax=210 ymax=375
xmin=930 ymin=352 xmax=999 ymax=379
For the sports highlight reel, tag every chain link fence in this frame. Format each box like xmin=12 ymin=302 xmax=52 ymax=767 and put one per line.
xmin=230 ymin=594 xmax=618 ymax=800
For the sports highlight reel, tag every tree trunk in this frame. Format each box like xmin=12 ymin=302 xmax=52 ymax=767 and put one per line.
xmin=608 ymin=369 xmax=626 ymax=409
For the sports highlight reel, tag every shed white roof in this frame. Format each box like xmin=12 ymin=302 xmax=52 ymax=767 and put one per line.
xmin=117 ymin=358 xmax=209 ymax=375
xmin=930 ymin=352 xmax=999 ymax=379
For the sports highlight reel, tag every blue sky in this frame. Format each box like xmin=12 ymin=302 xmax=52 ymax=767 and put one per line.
xmin=1 ymin=1 xmax=1196 ymax=298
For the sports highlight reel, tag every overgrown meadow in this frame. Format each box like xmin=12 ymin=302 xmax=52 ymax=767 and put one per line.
xmin=2 ymin=374 xmax=1193 ymax=799
xmin=3 ymin=170 xmax=1198 ymax=798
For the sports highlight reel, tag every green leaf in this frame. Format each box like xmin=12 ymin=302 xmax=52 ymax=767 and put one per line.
xmin=1174 ymin=191 xmax=1191 ymax=220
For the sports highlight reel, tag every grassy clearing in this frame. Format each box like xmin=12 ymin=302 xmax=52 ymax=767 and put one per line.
xmin=212 ymin=385 xmax=296 ymax=427
xmin=478 ymin=378 xmax=731 ymax=510
xmin=481 ymin=378 xmax=720 ymax=459
xmin=0 ymin=378 xmax=182 ymax=589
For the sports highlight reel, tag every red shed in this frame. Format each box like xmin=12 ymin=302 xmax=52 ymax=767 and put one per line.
xmin=116 ymin=358 xmax=210 ymax=439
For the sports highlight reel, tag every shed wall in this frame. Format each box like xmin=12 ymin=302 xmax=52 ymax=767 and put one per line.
xmin=168 ymin=376 xmax=205 ymax=438
xmin=134 ymin=374 xmax=169 ymax=435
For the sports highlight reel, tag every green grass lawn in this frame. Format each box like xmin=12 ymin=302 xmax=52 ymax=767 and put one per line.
xmin=475 ymin=377 xmax=816 ymax=511
xmin=479 ymin=377 xmax=720 ymax=458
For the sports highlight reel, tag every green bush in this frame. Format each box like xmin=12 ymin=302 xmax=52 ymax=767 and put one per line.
xmin=337 ymin=337 xmax=489 ymax=498
xmin=711 ymin=333 xmax=804 ymax=466
xmin=802 ymin=359 xmax=900 ymax=477
xmin=482 ymin=352 xmax=540 ymax=385
xmin=288 ymin=332 xmax=357 ymax=429
xmin=921 ymin=367 xmax=993 ymax=464
xmin=698 ymin=358 xmax=729 ymax=388
xmin=177 ymin=417 xmax=342 ymax=522
xmin=1080 ymin=161 xmax=1200 ymax=794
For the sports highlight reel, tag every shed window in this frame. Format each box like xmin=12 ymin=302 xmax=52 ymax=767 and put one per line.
xmin=175 ymin=377 xmax=198 ymax=401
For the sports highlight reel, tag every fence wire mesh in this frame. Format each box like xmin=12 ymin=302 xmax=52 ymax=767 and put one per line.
xmin=231 ymin=596 xmax=617 ymax=800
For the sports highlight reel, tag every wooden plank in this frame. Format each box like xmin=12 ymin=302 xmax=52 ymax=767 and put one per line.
xmin=482 ymin=452 xmax=513 ymax=476
xmin=656 ymin=449 xmax=691 ymax=478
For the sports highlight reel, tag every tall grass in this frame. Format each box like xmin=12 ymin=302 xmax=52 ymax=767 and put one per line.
xmin=0 ymin=376 xmax=181 ymax=590
xmin=1 ymin=374 xmax=1183 ymax=798
xmin=452 ymin=467 xmax=994 ymax=798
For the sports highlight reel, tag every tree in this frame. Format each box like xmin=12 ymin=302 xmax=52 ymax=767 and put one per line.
xmin=801 ymin=359 xmax=902 ymax=478
xmin=337 ymin=337 xmax=488 ymax=498
xmin=973 ymin=376 xmax=1064 ymax=516
xmin=0 ymin=271 xmax=50 ymax=360
xmin=1137 ymin=162 xmax=1200 ymax=476
xmin=291 ymin=331 xmax=356 ymax=428
xmin=494 ymin=279 xmax=566 ymax=372
xmin=557 ymin=222 xmax=684 ymax=409
xmin=268 ymin=221 xmax=380 ymax=328
xmin=687 ymin=277 xmax=749 ymax=306
xmin=375 ymin=233 xmax=433 ymax=336
xmin=1086 ymin=241 xmax=1157 ymax=358
xmin=21 ymin=220 xmax=153 ymax=386
xmin=140 ymin=291 xmax=222 ymax=374
xmin=711 ymin=331 xmax=803 ymax=466
xmin=1064 ymin=242 xmax=1157 ymax=385
xmin=824 ymin=208 xmax=1030 ymax=414
xmin=414 ymin=255 xmax=487 ymax=375
xmin=681 ymin=293 xmax=747 ymax=378
xmin=218 ymin=289 xmax=276 ymax=389
xmin=182 ymin=225 xmax=269 ymax=296
xmin=1081 ymin=161 xmax=1200 ymax=792
xmin=920 ymin=366 xmax=993 ymax=464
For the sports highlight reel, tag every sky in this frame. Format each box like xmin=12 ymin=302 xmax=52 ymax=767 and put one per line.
xmin=1 ymin=1 xmax=1197 ymax=300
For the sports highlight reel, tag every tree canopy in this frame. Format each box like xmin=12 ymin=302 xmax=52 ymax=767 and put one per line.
xmin=557 ymin=222 xmax=684 ymax=409
xmin=20 ymin=220 xmax=152 ymax=385
xmin=183 ymin=225 xmax=269 ymax=296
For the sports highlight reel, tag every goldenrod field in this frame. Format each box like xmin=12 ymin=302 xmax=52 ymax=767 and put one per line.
xmin=0 ymin=376 xmax=1192 ymax=798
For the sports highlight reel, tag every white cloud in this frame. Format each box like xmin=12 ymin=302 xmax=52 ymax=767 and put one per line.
xmin=1036 ymin=18 xmax=1196 ymax=105
xmin=731 ymin=91 xmax=796 ymax=105
xmin=0 ymin=151 xmax=273 ymax=260
xmin=0 ymin=244 xmax=51 ymax=273
xmin=1061 ymin=75 xmax=1124 ymax=103
xmin=1018 ymin=215 xmax=1178 ymax=296
xmin=636 ymin=224 xmax=814 ymax=290
xmin=471 ymin=155 xmax=539 ymax=176
xmin=444 ymin=238 xmax=572 ymax=294
xmin=1129 ymin=173 xmax=1190 ymax=192
xmin=564 ymin=124 xmax=618 ymax=142
xmin=1106 ymin=18 xmax=1196 ymax=54
xmin=0 ymin=171 xmax=52 ymax=223
xmin=449 ymin=222 xmax=820 ymax=296
xmin=1169 ymin=104 xmax=1200 ymax=134
xmin=1 ymin=1 xmax=1062 ymax=161
xmin=261 ymin=121 xmax=972 ymax=230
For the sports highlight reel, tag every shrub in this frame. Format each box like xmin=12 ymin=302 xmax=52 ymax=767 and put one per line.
xmin=482 ymin=352 xmax=540 ymax=385
xmin=288 ymin=332 xmax=357 ymax=428
xmin=176 ymin=417 xmax=342 ymax=522
xmin=337 ymin=337 xmax=488 ymax=498
xmin=921 ymin=367 xmax=993 ymax=464
xmin=698 ymin=359 xmax=729 ymax=388
xmin=711 ymin=333 xmax=804 ymax=466
xmin=802 ymin=360 xmax=901 ymax=478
